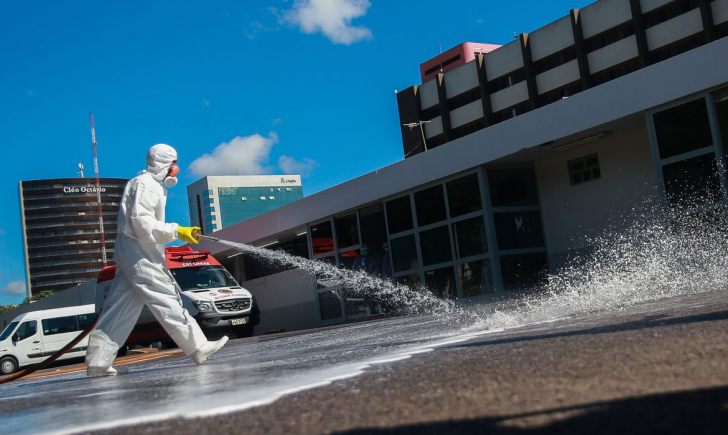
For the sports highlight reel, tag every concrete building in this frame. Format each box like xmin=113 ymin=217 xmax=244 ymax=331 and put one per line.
xmin=419 ymin=42 xmax=501 ymax=83
xmin=19 ymin=178 xmax=128 ymax=297
xmin=187 ymin=175 xmax=304 ymax=234
xmin=188 ymin=0 xmax=728 ymax=335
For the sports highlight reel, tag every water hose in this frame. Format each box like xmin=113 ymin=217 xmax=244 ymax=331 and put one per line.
xmin=0 ymin=315 xmax=98 ymax=385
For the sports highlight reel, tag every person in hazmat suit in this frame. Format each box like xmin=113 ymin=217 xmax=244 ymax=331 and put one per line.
xmin=85 ymin=144 xmax=228 ymax=376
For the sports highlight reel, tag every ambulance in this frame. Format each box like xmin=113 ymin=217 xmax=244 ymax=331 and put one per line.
xmin=0 ymin=304 xmax=95 ymax=375
xmin=96 ymin=246 xmax=260 ymax=349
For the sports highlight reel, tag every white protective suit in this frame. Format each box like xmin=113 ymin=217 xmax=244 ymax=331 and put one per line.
xmin=85 ymin=144 xmax=208 ymax=369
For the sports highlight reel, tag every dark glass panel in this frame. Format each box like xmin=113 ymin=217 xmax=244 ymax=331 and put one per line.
xmin=446 ymin=173 xmax=482 ymax=218
xmin=386 ymin=196 xmax=414 ymax=234
xmin=493 ymin=211 xmax=545 ymax=250
xmin=654 ymin=98 xmax=712 ymax=159
xmin=420 ymin=225 xmax=452 ymax=266
xmin=500 ymin=253 xmax=548 ymax=290
xmin=414 ymin=185 xmax=447 ymax=227
xmin=452 ymin=216 xmax=488 ymax=259
xmin=488 ymin=168 xmax=539 ymax=207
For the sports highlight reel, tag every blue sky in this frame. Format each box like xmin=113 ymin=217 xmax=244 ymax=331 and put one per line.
xmin=0 ymin=0 xmax=593 ymax=305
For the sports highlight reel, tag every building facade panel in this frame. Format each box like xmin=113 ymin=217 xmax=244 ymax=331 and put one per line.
xmin=490 ymin=81 xmax=530 ymax=112
xmin=529 ymin=16 xmax=576 ymax=61
xmin=640 ymin=0 xmax=676 ymax=14
xmin=424 ymin=116 xmax=444 ymax=138
xmin=645 ymin=8 xmax=703 ymax=50
xmin=580 ymin=0 xmax=633 ymax=38
xmin=419 ymin=80 xmax=439 ymax=110
xmin=535 ymin=59 xmax=581 ymax=94
xmin=587 ymin=35 xmax=640 ymax=73
xmin=444 ymin=61 xmax=479 ymax=99
xmin=450 ymin=100 xmax=485 ymax=129
xmin=484 ymin=39 xmax=524 ymax=80
xmin=713 ymin=0 xmax=728 ymax=25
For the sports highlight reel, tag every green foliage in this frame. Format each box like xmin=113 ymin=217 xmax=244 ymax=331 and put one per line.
xmin=19 ymin=290 xmax=55 ymax=307
xmin=0 ymin=305 xmax=17 ymax=315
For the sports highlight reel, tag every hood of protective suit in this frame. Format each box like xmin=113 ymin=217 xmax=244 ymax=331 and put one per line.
xmin=144 ymin=144 xmax=178 ymax=183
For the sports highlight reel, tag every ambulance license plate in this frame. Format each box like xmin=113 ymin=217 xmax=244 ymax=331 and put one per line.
xmin=231 ymin=317 xmax=248 ymax=326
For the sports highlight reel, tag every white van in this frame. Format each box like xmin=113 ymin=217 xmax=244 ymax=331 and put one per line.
xmin=0 ymin=304 xmax=95 ymax=375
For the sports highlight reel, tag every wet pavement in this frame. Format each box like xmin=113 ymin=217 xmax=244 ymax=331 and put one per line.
xmin=1 ymin=290 xmax=727 ymax=434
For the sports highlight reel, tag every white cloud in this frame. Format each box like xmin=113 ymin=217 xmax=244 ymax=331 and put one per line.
xmin=189 ymin=133 xmax=278 ymax=177
xmin=284 ymin=0 xmax=372 ymax=45
xmin=0 ymin=280 xmax=26 ymax=297
xmin=279 ymin=155 xmax=320 ymax=177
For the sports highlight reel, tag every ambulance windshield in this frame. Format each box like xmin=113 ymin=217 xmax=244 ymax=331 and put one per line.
xmin=170 ymin=266 xmax=239 ymax=291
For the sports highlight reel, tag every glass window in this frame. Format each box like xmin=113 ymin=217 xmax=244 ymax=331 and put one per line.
xmin=42 ymin=316 xmax=78 ymax=336
xmin=311 ymin=221 xmax=334 ymax=256
xmin=452 ymin=216 xmax=488 ymax=259
xmin=653 ymin=98 xmax=713 ymax=159
xmin=500 ymin=252 xmax=548 ymax=290
xmin=424 ymin=266 xmax=457 ymax=299
xmin=488 ymin=168 xmax=539 ymax=207
xmin=359 ymin=203 xmax=387 ymax=260
xmin=334 ymin=214 xmax=359 ymax=249
xmin=0 ymin=321 xmax=18 ymax=341
xmin=338 ymin=250 xmax=360 ymax=270
xmin=662 ymin=153 xmax=722 ymax=211
xmin=420 ymin=225 xmax=452 ymax=266
xmin=386 ymin=195 xmax=414 ymax=234
xmin=447 ymin=173 xmax=482 ymax=217
xmin=414 ymin=185 xmax=447 ymax=227
xmin=396 ymin=273 xmax=421 ymax=290
xmin=390 ymin=234 xmax=419 ymax=273
xmin=16 ymin=320 xmax=38 ymax=341
xmin=568 ymin=154 xmax=601 ymax=186
xmin=494 ymin=211 xmax=545 ymax=250
xmin=458 ymin=260 xmax=494 ymax=297
xmin=77 ymin=314 xmax=94 ymax=330
xmin=170 ymin=265 xmax=239 ymax=291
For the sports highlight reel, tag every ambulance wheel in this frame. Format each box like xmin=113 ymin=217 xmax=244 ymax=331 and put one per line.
xmin=0 ymin=356 xmax=18 ymax=375
xmin=233 ymin=325 xmax=254 ymax=338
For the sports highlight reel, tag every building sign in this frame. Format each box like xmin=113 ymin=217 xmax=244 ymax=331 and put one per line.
xmin=62 ymin=186 xmax=106 ymax=194
xmin=280 ymin=178 xmax=298 ymax=184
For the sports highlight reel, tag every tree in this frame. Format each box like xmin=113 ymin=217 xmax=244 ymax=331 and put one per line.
xmin=19 ymin=290 xmax=55 ymax=306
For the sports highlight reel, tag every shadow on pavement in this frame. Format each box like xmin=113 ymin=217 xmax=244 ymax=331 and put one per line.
xmin=339 ymin=385 xmax=728 ymax=434
xmin=447 ymin=309 xmax=728 ymax=350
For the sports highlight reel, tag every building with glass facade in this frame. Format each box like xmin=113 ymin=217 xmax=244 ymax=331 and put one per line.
xmin=189 ymin=0 xmax=728 ymax=335
xmin=187 ymin=175 xmax=304 ymax=234
xmin=19 ymin=178 xmax=128 ymax=297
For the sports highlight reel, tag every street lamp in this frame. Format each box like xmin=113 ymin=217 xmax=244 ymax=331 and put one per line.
xmin=403 ymin=120 xmax=431 ymax=152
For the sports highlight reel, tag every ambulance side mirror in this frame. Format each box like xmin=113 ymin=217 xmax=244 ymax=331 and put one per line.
xmin=12 ymin=333 xmax=19 ymax=344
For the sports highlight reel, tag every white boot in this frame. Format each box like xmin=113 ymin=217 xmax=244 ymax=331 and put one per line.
xmin=191 ymin=336 xmax=229 ymax=365
xmin=87 ymin=365 xmax=130 ymax=377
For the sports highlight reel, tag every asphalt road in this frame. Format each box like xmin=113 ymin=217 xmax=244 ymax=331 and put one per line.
xmin=2 ymin=290 xmax=727 ymax=434
xmin=94 ymin=291 xmax=728 ymax=435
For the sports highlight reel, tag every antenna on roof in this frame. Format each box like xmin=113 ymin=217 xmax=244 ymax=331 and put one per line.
xmin=77 ymin=162 xmax=84 ymax=178
xmin=438 ymin=40 xmax=442 ymax=54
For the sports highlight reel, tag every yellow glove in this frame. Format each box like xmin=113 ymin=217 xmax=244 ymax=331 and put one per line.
xmin=178 ymin=226 xmax=201 ymax=244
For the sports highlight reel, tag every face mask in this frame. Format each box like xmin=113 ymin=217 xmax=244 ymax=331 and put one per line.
xmin=164 ymin=177 xmax=178 ymax=188
xmin=164 ymin=162 xmax=180 ymax=188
